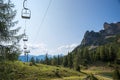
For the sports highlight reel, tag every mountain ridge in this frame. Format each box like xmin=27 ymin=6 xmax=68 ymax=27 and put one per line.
xmin=80 ymin=22 xmax=120 ymax=47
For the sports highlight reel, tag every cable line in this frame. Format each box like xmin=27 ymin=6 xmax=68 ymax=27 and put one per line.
xmin=34 ymin=0 xmax=52 ymax=41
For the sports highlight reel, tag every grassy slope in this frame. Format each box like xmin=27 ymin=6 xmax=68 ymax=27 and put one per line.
xmin=0 ymin=61 xmax=116 ymax=80
xmin=82 ymin=62 xmax=114 ymax=80
xmin=0 ymin=61 xmax=85 ymax=80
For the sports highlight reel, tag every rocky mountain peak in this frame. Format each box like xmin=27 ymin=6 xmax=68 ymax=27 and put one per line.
xmin=80 ymin=22 xmax=120 ymax=47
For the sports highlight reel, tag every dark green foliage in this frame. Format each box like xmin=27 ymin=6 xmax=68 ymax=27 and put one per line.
xmin=86 ymin=74 xmax=98 ymax=80
xmin=90 ymin=75 xmax=98 ymax=80
xmin=54 ymin=69 xmax=61 ymax=78
xmin=108 ymin=46 xmax=117 ymax=61
xmin=63 ymin=56 xmax=68 ymax=67
xmin=113 ymin=68 xmax=120 ymax=80
xmin=51 ymin=56 xmax=57 ymax=65
xmin=30 ymin=57 xmax=36 ymax=65
xmin=0 ymin=62 xmax=20 ymax=80
xmin=83 ymin=48 xmax=90 ymax=63
xmin=0 ymin=0 xmax=22 ymax=61
xmin=73 ymin=54 xmax=81 ymax=72
xmin=68 ymin=53 xmax=73 ymax=68
xmin=45 ymin=53 xmax=49 ymax=65
xmin=76 ymin=65 xmax=80 ymax=72
xmin=100 ymin=46 xmax=107 ymax=61
xmin=57 ymin=55 xmax=60 ymax=65
xmin=42 ymin=42 xmax=119 ymax=72
xmin=36 ymin=58 xmax=40 ymax=63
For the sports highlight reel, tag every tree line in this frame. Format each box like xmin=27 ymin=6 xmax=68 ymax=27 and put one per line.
xmin=39 ymin=42 xmax=120 ymax=71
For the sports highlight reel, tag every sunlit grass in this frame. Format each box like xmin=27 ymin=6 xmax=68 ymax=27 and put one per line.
xmin=0 ymin=61 xmax=115 ymax=80
xmin=0 ymin=61 xmax=85 ymax=80
xmin=81 ymin=66 xmax=113 ymax=80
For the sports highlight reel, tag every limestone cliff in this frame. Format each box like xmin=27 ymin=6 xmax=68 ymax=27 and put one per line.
xmin=80 ymin=22 xmax=120 ymax=47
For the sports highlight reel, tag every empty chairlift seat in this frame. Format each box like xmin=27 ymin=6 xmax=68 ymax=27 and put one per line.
xmin=23 ymin=44 xmax=27 ymax=49
xmin=24 ymin=50 xmax=30 ymax=53
xmin=23 ymin=35 xmax=28 ymax=41
xmin=21 ymin=8 xmax=31 ymax=19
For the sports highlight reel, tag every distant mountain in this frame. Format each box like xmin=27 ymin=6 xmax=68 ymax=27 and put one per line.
xmin=80 ymin=22 xmax=120 ymax=47
xmin=19 ymin=55 xmax=52 ymax=62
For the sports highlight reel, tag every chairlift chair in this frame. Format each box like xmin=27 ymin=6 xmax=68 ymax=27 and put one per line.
xmin=23 ymin=44 xmax=27 ymax=49
xmin=24 ymin=53 xmax=26 ymax=56
xmin=23 ymin=35 xmax=28 ymax=41
xmin=24 ymin=50 xmax=30 ymax=53
xmin=21 ymin=8 xmax=31 ymax=19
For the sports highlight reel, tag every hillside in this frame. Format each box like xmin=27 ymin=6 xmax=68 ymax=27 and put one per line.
xmin=0 ymin=61 xmax=86 ymax=80
xmin=0 ymin=61 xmax=116 ymax=80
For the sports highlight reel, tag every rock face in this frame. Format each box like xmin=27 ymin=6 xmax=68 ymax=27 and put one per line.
xmin=103 ymin=22 xmax=120 ymax=35
xmin=80 ymin=22 xmax=120 ymax=47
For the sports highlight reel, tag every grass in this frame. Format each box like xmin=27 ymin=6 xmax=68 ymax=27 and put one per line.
xmin=0 ymin=61 xmax=85 ymax=80
xmin=0 ymin=61 xmax=116 ymax=80
xmin=81 ymin=65 xmax=114 ymax=80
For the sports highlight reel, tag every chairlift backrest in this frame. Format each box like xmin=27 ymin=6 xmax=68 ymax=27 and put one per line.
xmin=24 ymin=50 xmax=30 ymax=53
xmin=26 ymin=50 xmax=30 ymax=53
xmin=23 ymin=45 xmax=27 ymax=49
xmin=21 ymin=8 xmax=31 ymax=19
xmin=23 ymin=34 xmax=28 ymax=41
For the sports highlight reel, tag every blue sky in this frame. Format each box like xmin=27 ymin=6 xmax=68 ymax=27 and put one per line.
xmin=12 ymin=0 xmax=120 ymax=55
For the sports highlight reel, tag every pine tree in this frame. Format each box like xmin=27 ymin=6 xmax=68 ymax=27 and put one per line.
xmin=73 ymin=54 xmax=80 ymax=72
xmin=63 ymin=56 xmax=68 ymax=67
xmin=109 ymin=46 xmax=116 ymax=62
xmin=68 ymin=53 xmax=73 ymax=68
xmin=51 ymin=56 xmax=57 ymax=65
xmin=0 ymin=0 xmax=22 ymax=60
xmin=83 ymin=48 xmax=90 ymax=64
xmin=100 ymin=46 xmax=107 ymax=61
xmin=95 ymin=47 xmax=100 ymax=61
xmin=36 ymin=58 xmax=40 ymax=63
xmin=30 ymin=57 xmax=35 ymax=65
xmin=45 ymin=53 xmax=49 ymax=65
xmin=57 ymin=55 xmax=60 ymax=65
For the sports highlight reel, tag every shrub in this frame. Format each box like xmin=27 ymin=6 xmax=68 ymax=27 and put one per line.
xmin=113 ymin=68 xmax=120 ymax=80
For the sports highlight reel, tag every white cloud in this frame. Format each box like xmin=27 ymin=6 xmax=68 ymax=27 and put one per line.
xmin=21 ymin=43 xmax=48 ymax=56
xmin=28 ymin=43 xmax=48 ymax=55
xmin=56 ymin=43 xmax=79 ymax=55
xmin=21 ymin=42 xmax=79 ymax=56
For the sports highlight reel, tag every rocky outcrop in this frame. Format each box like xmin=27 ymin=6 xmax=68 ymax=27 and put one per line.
xmin=103 ymin=22 xmax=120 ymax=35
xmin=80 ymin=22 xmax=120 ymax=47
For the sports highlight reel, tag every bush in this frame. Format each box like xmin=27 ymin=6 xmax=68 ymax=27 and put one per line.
xmin=0 ymin=62 xmax=16 ymax=80
xmin=55 ymin=69 xmax=61 ymax=78
xmin=30 ymin=57 xmax=36 ymax=65
xmin=113 ymin=68 xmax=120 ymax=80
xmin=75 ymin=65 xmax=80 ymax=72
xmin=85 ymin=74 xmax=98 ymax=80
